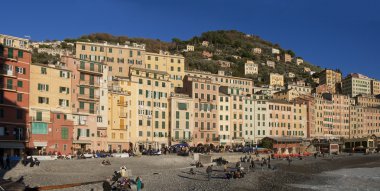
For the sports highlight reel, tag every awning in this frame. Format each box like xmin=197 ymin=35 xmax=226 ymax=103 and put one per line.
xmin=73 ymin=140 xmax=92 ymax=144
xmin=0 ymin=142 xmax=25 ymax=149
xmin=33 ymin=142 xmax=48 ymax=147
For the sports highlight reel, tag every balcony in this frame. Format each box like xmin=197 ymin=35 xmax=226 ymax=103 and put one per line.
xmin=0 ymin=84 xmax=17 ymax=92
xmin=78 ymin=93 xmax=100 ymax=100
xmin=77 ymin=65 xmax=103 ymax=75
xmin=117 ymin=101 xmax=129 ymax=107
xmin=119 ymin=112 xmax=128 ymax=118
xmin=79 ymin=80 xmax=100 ymax=87
xmin=0 ymin=70 xmax=15 ymax=77
xmin=77 ymin=108 xmax=97 ymax=115
xmin=31 ymin=116 xmax=51 ymax=123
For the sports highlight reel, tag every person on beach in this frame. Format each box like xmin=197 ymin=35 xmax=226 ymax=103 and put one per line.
xmin=136 ymin=176 xmax=142 ymax=191
xmin=250 ymin=160 xmax=255 ymax=170
xmin=206 ymin=165 xmax=213 ymax=181
xmin=5 ymin=155 xmax=11 ymax=169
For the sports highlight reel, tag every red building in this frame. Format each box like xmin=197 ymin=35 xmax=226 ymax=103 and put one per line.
xmin=0 ymin=44 xmax=31 ymax=157
xmin=29 ymin=112 xmax=74 ymax=155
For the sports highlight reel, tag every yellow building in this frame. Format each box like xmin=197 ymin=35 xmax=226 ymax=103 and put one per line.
xmin=29 ymin=63 xmax=72 ymax=121
xmin=75 ymin=41 xmax=145 ymax=78
xmin=270 ymin=73 xmax=284 ymax=87
xmin=128 ymin=67 xmax=171 ymax=152
xmin=107 ymin=81 xmax=131 ymax=152
xmin=371 ymin=79 xmax=380 ymax=95
xmin=145 ymin=51 xmax=185 ymax=90
xmin=273 ymin=89 xmax=300 ymax=101
xmin=318 ymin=69 xmax=342 ymax=93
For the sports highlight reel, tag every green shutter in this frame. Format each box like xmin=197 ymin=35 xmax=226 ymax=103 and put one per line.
xmin=79 ymin=102 xmax=84 ymax=109
xmin=80 ymin=61 xmax=85 ymax=69
xmin=79 ymin=86 xmax=85 ymax=94
xmin=61 ymin=127 xmax=69 ymax=139
xmin=89 ymin=88 xmax=94 ymax=98
xmin=32 ymin=122 xmax=48 ymax=134
xmin=6 ymin=79 xmax=13 ymax=89
xmin=17 ymin=81 xmax=23 ymax=87
xmin=36 ymin=111 xmax=42 ymax=121
xmin=8 ymin=48 xmax=13 ymax=58
xmin=89 ymin=103 xmax=94 ymax=113
xmin=18 ymin=50 xmax=23 ymax=58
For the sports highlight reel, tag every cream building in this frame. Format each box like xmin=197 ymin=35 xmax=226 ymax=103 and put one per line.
xmin=269 ymin=73 xmax=284 ymax=87
xmin=170 ymin=93 xmax=194 ymax=145
xmin=145 ymin=51 xmax=185 ymax=89
xmin=201 ymin=41 xmax=209 ymax=47
xmin=266 ymin=61 xmax=275 ymax=68
xmin=186 ymin=45 xmax=195 ymax=52
xmin=295 ymin=58 xmax=304 ymax=65
xmin=252 ymin=48 xmax=262 ymax=54
xmin=342 ymin=73 xmax=371 ymax=97
xmin=243 ymin=96 xmax=255 ymax=145
xmin=244 ymin=61 xmax=258 ymax=75
xmin=272 ymin=48 xmax=280 ymax=54
xmin=0 ymin=34 xmax=30 ymax=50
xmin=218 ymin=93 xmax=231 ymax=145
xmin=75 ymin=41 xmax=145 ymax=78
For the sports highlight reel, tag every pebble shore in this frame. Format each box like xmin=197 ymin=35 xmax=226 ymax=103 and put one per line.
xmin=1 ymin=153 xmax=380 ymax=191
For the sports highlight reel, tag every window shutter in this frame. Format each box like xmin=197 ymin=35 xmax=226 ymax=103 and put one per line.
xmin=46 ymin=85 xmax=49 ymax=91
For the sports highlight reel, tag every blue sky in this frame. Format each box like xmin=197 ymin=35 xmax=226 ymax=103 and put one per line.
xmin=2 ymin=0 xmax=380 ymax=79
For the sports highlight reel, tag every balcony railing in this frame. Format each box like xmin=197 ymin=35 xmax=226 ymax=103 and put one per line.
xmin=77 ymin=66 xmax=103 ymax=75
xmin=119 ymin=112 xmax=128 ymax=118
xmin=117 ymin=101 xmax=129 ymax=107
xmin=0 ymin=84 xmax=17 ymax=91
xmin=31 ymin=117 xmax=51 ymax=123
xmin=77 ymin=108 xmax=97 ymax=115
xmin=79 ymin=80 xmax=100 ymax=87
xmin=77 ymin=93 xmax=100 ymax=100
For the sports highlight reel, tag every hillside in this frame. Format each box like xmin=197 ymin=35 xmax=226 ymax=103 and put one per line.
xmin=60 ymin=30 xmax=323 ymax=86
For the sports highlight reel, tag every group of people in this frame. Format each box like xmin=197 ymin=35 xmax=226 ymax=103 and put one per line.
xmin=22 ymin=155 xmax=40 ymax=167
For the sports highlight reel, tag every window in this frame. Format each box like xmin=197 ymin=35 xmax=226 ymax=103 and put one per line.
xmin=37 ymin=83 xmax=49 ymax=91
xmin=61 ymin=127 xmax=69 ymax=139
xmin=17 ymin=81 xmax=23 ymax=87
xmin=17 ymin=93 xmax=22 ymax=102
xmin=16 ymin=110 xmax=23 ymax=119
xmin=32 ymin=122 xmax=48 ymax=134
xmin=18 ymin=50 xmax=23 ymax=58
xmin=79 ymin=102 xmax=85 ymax=109
xmin=7 ymin=48 xmax=13 ymax=58
xmin=41 ymin=67 xmax=47 ymax=74
xmin=16 ymin=67 xmax=25 ymax=74
xmin=0 ymin=108 xmax=3 ymax=118
xmin=6 ymin=79 xmax=13 ymax=89
xmin=38 ymin=97 xmax=49 ymax=104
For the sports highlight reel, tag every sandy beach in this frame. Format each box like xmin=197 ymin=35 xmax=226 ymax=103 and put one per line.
xmin=1 ymin=153 xmax=380 ymax=191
